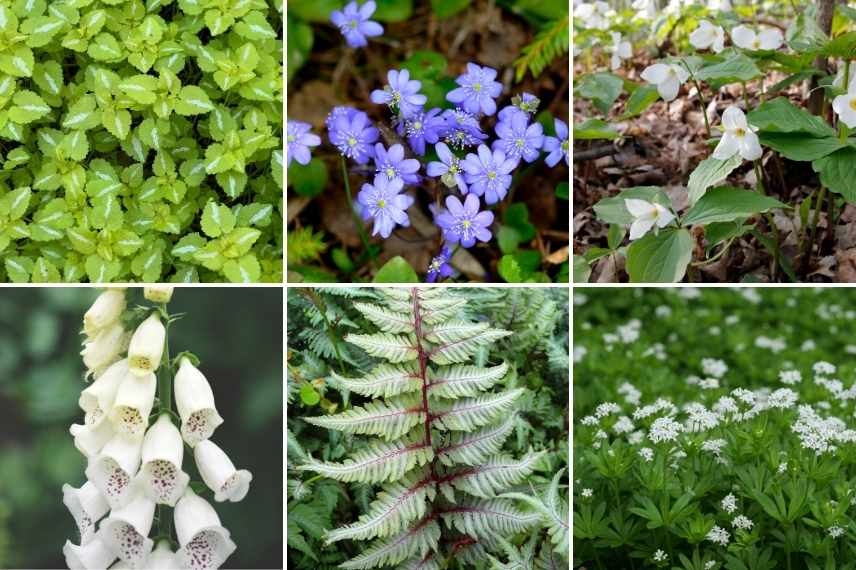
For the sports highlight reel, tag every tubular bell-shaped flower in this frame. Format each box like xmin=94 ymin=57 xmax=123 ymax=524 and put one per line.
xmin=62 ymin=481 xmax=110 ymax=545
xmin=83 ymin=289 xmax=126 ymax=337
xmin=99 ymin=491 xmax=156 ymax=567
xmin=137 ymin=415 xmax=190 ymax=506
xmin=128 ymin=313 xmax=165 ymax=377
xmin=81 ymin=322 xmax=127 ymax=377
xmin=70 ymin=417 xmax=116 ymax=458
xmin=85 ymin=434 xmax=143 ymax=509
xmin=63 ymin=536 xmax=117 ymax=570
xmin=174 ymin=488 xmax=237 ymax=570
xmin=147 ymin=541 xmax=180 ymax=569
xmin=194 ymin=440 xmax=253 ymax=503
xmin=143 ymin=286 xmax=175 ymax=304
xmin=79 ymin=360 xmax=129 ymax=428
xmin=109 ymin=373 xmax=157 ymax=438
xmin=174 ymin=358 xmax=224 ymax=447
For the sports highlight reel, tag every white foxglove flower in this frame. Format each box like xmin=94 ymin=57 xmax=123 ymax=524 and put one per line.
xmin=128 ymin=313 xmax=165 ymax=377
xmin=81 ymin=322 xmax=126 ymax=377
xmin=609 ymin=32 xmax=632 ymax=70
xmin=80 ymin=360 xmax=129 ymax=427
xmin=175 ymin=358 xmax=224 ymax=447
xmin=712 ymin=106 xmax=762 ymax=161
xmin=833 ymin=83 xmax=856 ymax=128
xmin=109 ymin=372 xmax=157 ymax=438
xmin=137 ymin=415 xmax=190 ymax=506
xmin=86 ymin=434 xmax=143 ymax=509
xmin=70 ymin=418 xmax=116 ymax=458
xmin=690 ymin=20 xmax=725 ymax=53
xmin=63 ymin=535 xmax=117 ymax=570
xmin=624 ymin=199 xmax=675 ymax=240
xmin=99 ymin=491 xmax=156 ymax=567
xmin=83 ymin=289 xmax=126 ymax=337
xmin=63 ymin=481 xmax=110 ymax=545
xmin=146 ymin=541 xmax=180 ymax=570
xmin=731 ymin=25 xmax=783 ymax=51
xmin=174 ymin=488 xmax=236 ymax=569
xmin=144 ymin=286 xmax=175 ymax=304
xmin=194 ymin=440 xmax=253 ymax=502
xmin=640 ymin=63 xmax=690 ymax=102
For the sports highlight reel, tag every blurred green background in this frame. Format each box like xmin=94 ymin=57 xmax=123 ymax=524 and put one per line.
xmin=0 ymin=287 xmax=283 ymax=569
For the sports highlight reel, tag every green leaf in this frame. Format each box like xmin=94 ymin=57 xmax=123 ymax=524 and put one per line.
xmin=402 ymin=51 xmax=447 ymax=81
xmin=747 ymin=97 xmax=836 ymax=138
xmin=60 ymin=130 xmax=89 ymax=162
xmin=66 ymin=227 xmax=97 ymax=254
xmin=430 ymin=0 xmax=470 ymax=19
xmin=33 ymin=60 xmax=63 ymax=97
xmin=572 ymin=255 xmax=591 ymax=283
xmin=171 ymin=233 xmax=206 ymax=260
xmin=87 ymin=33 xmax=123 ymax=61
xmin=31 ymin=257 xmax=60 ymax=283
xmin=201 ymin=202 xmax=235 ymax=238
xmin=286 ymin=15 xmax=313 ymax=81
xmin=102 ymin=108 xmax=131 ymax=140
xmin=687 ymin=154 xmax=744 ymax=206
xmin=205 ymin=8 xmax=234 ymax=36
xmin=119 ymin=75 xmax=159 ymax=105
xmin=626 ymin=229 xmax=693 ymax=283
xmin=138 ymin=118 xmax=162 ymax=150
xmin=0 ymin=45 xmax=34 ymax=77
xmin=498 ymin=255 xmax=522 ymax=283
xmin=696 ymin=54 xmax=761 ymax=83
xmin=300 ymin=382 xmax=321 ymax=406
xmin=4 ymin=256 xmax=31 ymax=283
xmin=62 ymin=95 xmax=101 ymax=131
xmin=175 ymin=85 xmax=215 ymax=115
xmin=375 ymin=0 xmax=413 ymax=22
xmin=85 ymin=254 xmax=120 ymax=283
xmin=682 ymin=186 xmax=788 ymax=226
xmin=24 ymin=16 xmax=65 ymax=48
xmin=9 ymin=90 xmax=51 ymax=123
xmin=91 ymin=195 xmax=123 ymax=230
xmin=132 ymin=248 xmax=163 ymax=282
xmin=373 ymin=256 xmax=419 ymax=283
xmin=621 ymin=84 xmax=659 ymax=118
xmin=576 ymin=73 xmax=623 ymax=115
xmin=288 ymin=159 xmax=328 ymax=197
xmin=497 ymin=225 xmax=520 ymax=254
xmin=223 ymin=254 xmax=261 ymax=283
xmin=556 ymin=182 xmax=569 ymax=200
xmin=2 ymin=187 xmax=31 ymax=220
xmin=593 ymin=186 xmax=672 ymax=225
xmin=813 ymin=148 xmax=856 ymax=202
xmin=573 ymin=118 xmax=619 ymax=140
xmin=234 ymin=11 xmax=277 ymax=40
xmin=215 ymin=171 xmax=248 ymax=199
xmin=759 ymin=132 xmax=845 ymax=161
xmin=503 ymin=203 xmax=536 ymax=241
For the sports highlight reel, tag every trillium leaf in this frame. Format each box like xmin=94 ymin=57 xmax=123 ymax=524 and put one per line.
xmin=682 ymin=186 xmax=789 ymax=226
xmin=687 ymin=154 xmax=743 ymax=206
xmin=626 ymin=228 xmax=694 ymax=283
xmin=812 ymin=148 xmax=856 ymax=203
xmin=9 ymin=90 xmax=51 ymax=123
xmin=174 ymin=85 xmax=214 ymax=115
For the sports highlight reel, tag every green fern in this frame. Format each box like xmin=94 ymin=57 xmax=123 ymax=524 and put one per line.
xmin=514 ymin=16 xmax=569 ymax=82
xmin=288 ymin=226 xmax=327 ymax=265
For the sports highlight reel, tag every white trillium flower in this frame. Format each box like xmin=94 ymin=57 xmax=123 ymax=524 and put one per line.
xmin=640 ymin=63 xmax=690 ymax=102
xmin=70 ymin=417 xmax=116 ymax=458
xmin=128 ymin=313 xmax=166 ymax=377
xmin=609 ymin=32 xmax=632 ymax=70
xmin=63 ymin=535 xmax=117 ymax=570
xmin=86 ymin=434 xmax=143 ymax=509
xmin=147 ymin=540 xmax=181 ymax=570
xmin=194 ymin=440 xmax=253 ymax=503
xmin=709 ymin=0 xmax=732 ymax=10
xmin=174 ymin=488 xmax=237 ymax=570
xmin=137 ymin=415 xmax=190 ymax=506
xmin=84 ymin=289 xmax=126 ymax=337
xmin=144 ymin=286 xmax=175 ymax=304
xmin=576 ymin=1 xmax=612 ymax=30
xmin=109 ymin=372 xmax=157 ymax=438
xmin=625 ymin=199 xmax=676 ymax=240
xmin=832 ymin=83 xmax=856 ymax=128
xmin=80 ymin=359 xmax=130 ymax=427
xmin=175 ymin=358 xmax=224 ymax=447
xmin=712 ymin=106 xmax=763 ymax=161
xmin=82 ymin=322 xmax=127 ymax=378
xmin=731 ymin=25 xmax=783 ymax=51
xmin=99 ymin=490 xmax=156 ymax=567
xmin=632 ymin=0 xmax=657 ymax=20
xmin=690 ymin=21 xmax=725 ymax=53
xmin=63 ymin=481 xmax=110 ymax=545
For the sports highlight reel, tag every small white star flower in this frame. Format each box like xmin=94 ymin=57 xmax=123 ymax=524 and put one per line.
xmin=581 ymin=488 xmax=593 ymax=498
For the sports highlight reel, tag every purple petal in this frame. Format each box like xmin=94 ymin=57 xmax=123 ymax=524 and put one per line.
xmin=400 ymin=158 xmax=420 ymax=174
xmin=345 ymin=31 xmax=368 ymax=47
xmin=436 ymin=212 xmax=455 ymax=229
xmin=359 ymin=0 xmax=377 ymax=19
xmin=461 ymin=235 xmax=476 ymax=248
xmin=388 ymin=144 xmax=404 ymax=162
xmin=476 ymin=145 xmax=492 ymax=165
xmin=495 ymin=120 xmax=514 ymax=140
xmin=294 ymin=146 xmax=311 ymax=165
xmin=463 ymin=193 xmax=480 ymax=215
xmin=555 ymin=119 xmax=568 ymax=139
xmin=446 ymin=88 xmax=467 ymax=103
xmin=446 ymin=195 xmax=464 ymax=216
xmin=359 ymin=21 xmax=383 ymax=37
xmin=370 ymin=89 xmax=390 ymax=104
xmin=466 ymin=63 xmax=480 ymax=76
xmin=330 ymin=10 xmax=346 ymax=26
xmin=474 ymin=211 xmax=494 ymax=226
xmin=436 ymin=142 xmax=452 ymax=165
xmin=475 ymin=227 xmax=491 ymax=242
xmin=481 ymin=97 xmax=497 ymax=116
xmin=426 ymin=161 xmax=447 ymax=177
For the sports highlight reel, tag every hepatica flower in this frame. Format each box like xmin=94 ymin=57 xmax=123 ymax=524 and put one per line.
xmin=328 ymin=107 xmax=379 ymax=164
xmin=357 ymin=175 xmax=414 ymax=238
xmin=641 ymin=62 xmax=690 ymax=102
xmin=712 ymin=106 xmax=762 ymax=161
xmin=498 ymin=92 xmax=540 ymax=123
xmin=689 ymin=20 xmax=725 ymax=53
xmin=731 ymin=25 xmax=783 ymax=51
xmin=461 ymin=144 xmax=517 ymax=204
xmin=493 ymin=112 xmax=544 ymax=165
xmin=397 ymin=107 xmax=445 ymax=155
xmin=373 ymin=143 xmax=420 ymax=185
xmin=436 ymin=194 xmax=494 ymax=247
xmin=447 ymin=63 xmax=503 ymax=116
xmin=427 ymin=142 xmax=468 ymax=193
xmin=426 ymin=246 xmax=454 ymax=282
xmin=442 ymin=108 xmax=488 ymax=148
xmin=286 ymin=120 xmax=321 ymax=167
xmin=330 ymin=0 xmax=384 ymax=48
xmin=370 ymin=69 xmax=427 ymax=119
xmin=543 ymin=119 xmax=569 ymax=167
xmin=625 ymin=198 xmax=675 ymax=240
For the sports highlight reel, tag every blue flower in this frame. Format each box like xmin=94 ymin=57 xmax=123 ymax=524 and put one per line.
xmin=328 ymin=107 xmax=379 ymax=164
xmin=330 ymin=1 xmax=384 ymax=48
xmin=446 ymin=63 xmax=503 ymax=116
xmin=441 ymin=108 xmax=488 ymax=149
xmin=543 ymin=119 xmax=569 ymax=167
xmin=396 ymin=107 xmax=445 ymax=156
xmin=286 ymin=120 xmax=321 ymax=166
xmin=461 ymin=144 xmax=517 ymax=204
xmin=357 ymin=175 xmax=414 ymax=238
xmin=370 ymin=69 xmax=427 ymax=119
xmin=426 ymin=142 xmax=467 ymax=193
xmin=497 ymin=92 xmax=540 ymax=123
xmin=492 ymin=112 xmax=544 ymax=165
xmin=326 ymin=106 xmax=363 ymax=131
xmin=373 ymin=143 xmax=421 ymax=185
xmin=426 ymin=246 xmax=454 ymax=282
xmin=436 ymin=194 xmax=494 ymax=248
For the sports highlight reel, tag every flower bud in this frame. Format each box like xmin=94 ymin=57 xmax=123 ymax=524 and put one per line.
xmin=79 ymin=360 xmax=129 ymax=427
xmin=109 ymin=372 xmax=157 ymax=438
xmin=81 ymin=322 xmax=126 ymax=377
xmin=63 ymin=536 xmax=117 ymax=570
xmin=174 ymin=358 xmax=223 ymax=447
xmin=194 ymin=440 xmax=253 ymax=502
xmin=99 ymin=490 xmax=156 ymax=567
xmin=174 ymin=488 xmax=236 ymax=569
xmin=137 ymin=415 xmax=190 ymax=506
xmin=128 ymin=313 xmax=165 ymax=377
xmin=62 ymin=481 xmax=109 ymax=545
xmin=85 ymin=434 xmax=143 ymax=509
xmin=83 ymin=289 xmax=126 ymax=337
xmin=144 ymin=286 xmax=175 ymax=304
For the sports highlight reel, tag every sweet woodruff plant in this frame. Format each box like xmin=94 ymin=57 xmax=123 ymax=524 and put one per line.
xmin=63 ymin=287 xmax=252 ymax=570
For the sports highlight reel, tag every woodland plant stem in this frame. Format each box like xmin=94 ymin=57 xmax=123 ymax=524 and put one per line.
xmin=808 ymin=186 xmax=827 ymax=268
xmin=692 ymin=79 xmax=711 ymax=137
xmin=754 ymin=160 xmax=780 ymax=279
xmin=340 ymin=156 xmax=373 ymax=257
xmin=157 ymin=309 xmax=173 ymax=543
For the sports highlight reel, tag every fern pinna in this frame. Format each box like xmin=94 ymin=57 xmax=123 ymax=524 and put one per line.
xmin=298 ymin=287 xmax=547 ymax=569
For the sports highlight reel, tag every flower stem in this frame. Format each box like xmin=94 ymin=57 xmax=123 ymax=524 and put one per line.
xmin=754 ymin=159 xmax=780 ymax=280
xmin=340 ymin=155 xmax=373 ymax=257
xmin=157 ymin=308 xmax=174 ymax=544
xmin=808 ymin=185 xmax=828 ymax=268
xmin=692 ymin=78 xmax=711 ymax=138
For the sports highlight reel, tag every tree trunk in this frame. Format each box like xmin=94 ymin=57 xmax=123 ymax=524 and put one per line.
xmin=808 ymin=0 xmax=836 ymax=115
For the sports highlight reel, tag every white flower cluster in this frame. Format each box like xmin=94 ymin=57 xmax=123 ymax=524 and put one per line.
xmin=603 ymin=319 xmax=642 ymax=346
xmin=755 ymin=336 xmax=787 ymax=353
xmin=706 ymin=525 xmax=730 ymax=546
xmin=720 ymin=493 xmax=737 ymax=514
xmin=63 ymin=288 xmax=252 ymax=570
xmin=792 ymin=405 xmax=856 ymax=456
xmin=779 ymin=369 xmax=802 ymax=385
xmin=701 ymin=358 xmax=728 ymax=379
xmin=648 ymin=417 xmax=684 ymax=444
xmin=732 ymin=515 xmax=753 ymax=530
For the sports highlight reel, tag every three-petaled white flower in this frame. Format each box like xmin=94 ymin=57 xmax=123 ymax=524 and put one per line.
xmin=625 ymin=199 xmax=676 ymax=240
xmin=731 ymin=25 xmax=783 ymax=51
xmin=690 ymin=21 xmax=725 ymax=53
xmin=609 ymin=33 xmax=632 ymax=70
xmin=640 ymin=63 xmax=690 ymax=102
xmin=832 ymin=80 xmax=856 ymax=129
xmin=712 ymin=106 xmax=762 ymax=161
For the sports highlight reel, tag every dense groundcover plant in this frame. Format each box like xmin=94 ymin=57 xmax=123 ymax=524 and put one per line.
xmin=286 ymin=287 xmax=569 ymax=569
xmin=574 ymin=287 xmax=856 ymax=569
xmin=573 ymin=0 xmax=856 ymax=283
xmin=0 ymin=1 xmax=282 ymax=283
xmin=63 ymin=287 xmax=252 ymax=569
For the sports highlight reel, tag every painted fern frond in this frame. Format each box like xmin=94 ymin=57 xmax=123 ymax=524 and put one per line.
xmin=331 ymin=363 xmax=422 ymax=399
xmin=353 ymin=302 xmax=414 ymax=333
xmin=400 ymin=554 xmax=441 ymax=570
xmin=513 ymin=16 xmax=569 ymax=82
xmin=427 ymin=362 xmax=510 ymax=399
xmin=297 ymin=438 xmax=433 ymax=483
xmin=345 ymin=333 xmax=418 ymax=363
xmin=433 ymin=388 xmax=525 ymax=431
xmin=501 ymin=469 xmax=569 ymax=555
xmin=338 ymin=519 xmax=441 ymax=570
xmin=429 ymin=329 xmax=514 ymax=365
xmin=303 ymin=395 xmax=425 ymax=440
xmin=436 ymin=414 xmax=517 ymax=466
xmin=439 ymin=499 xmax=541 ymax=539
xmin=446 ymin=450 xmax=545 ymax=498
